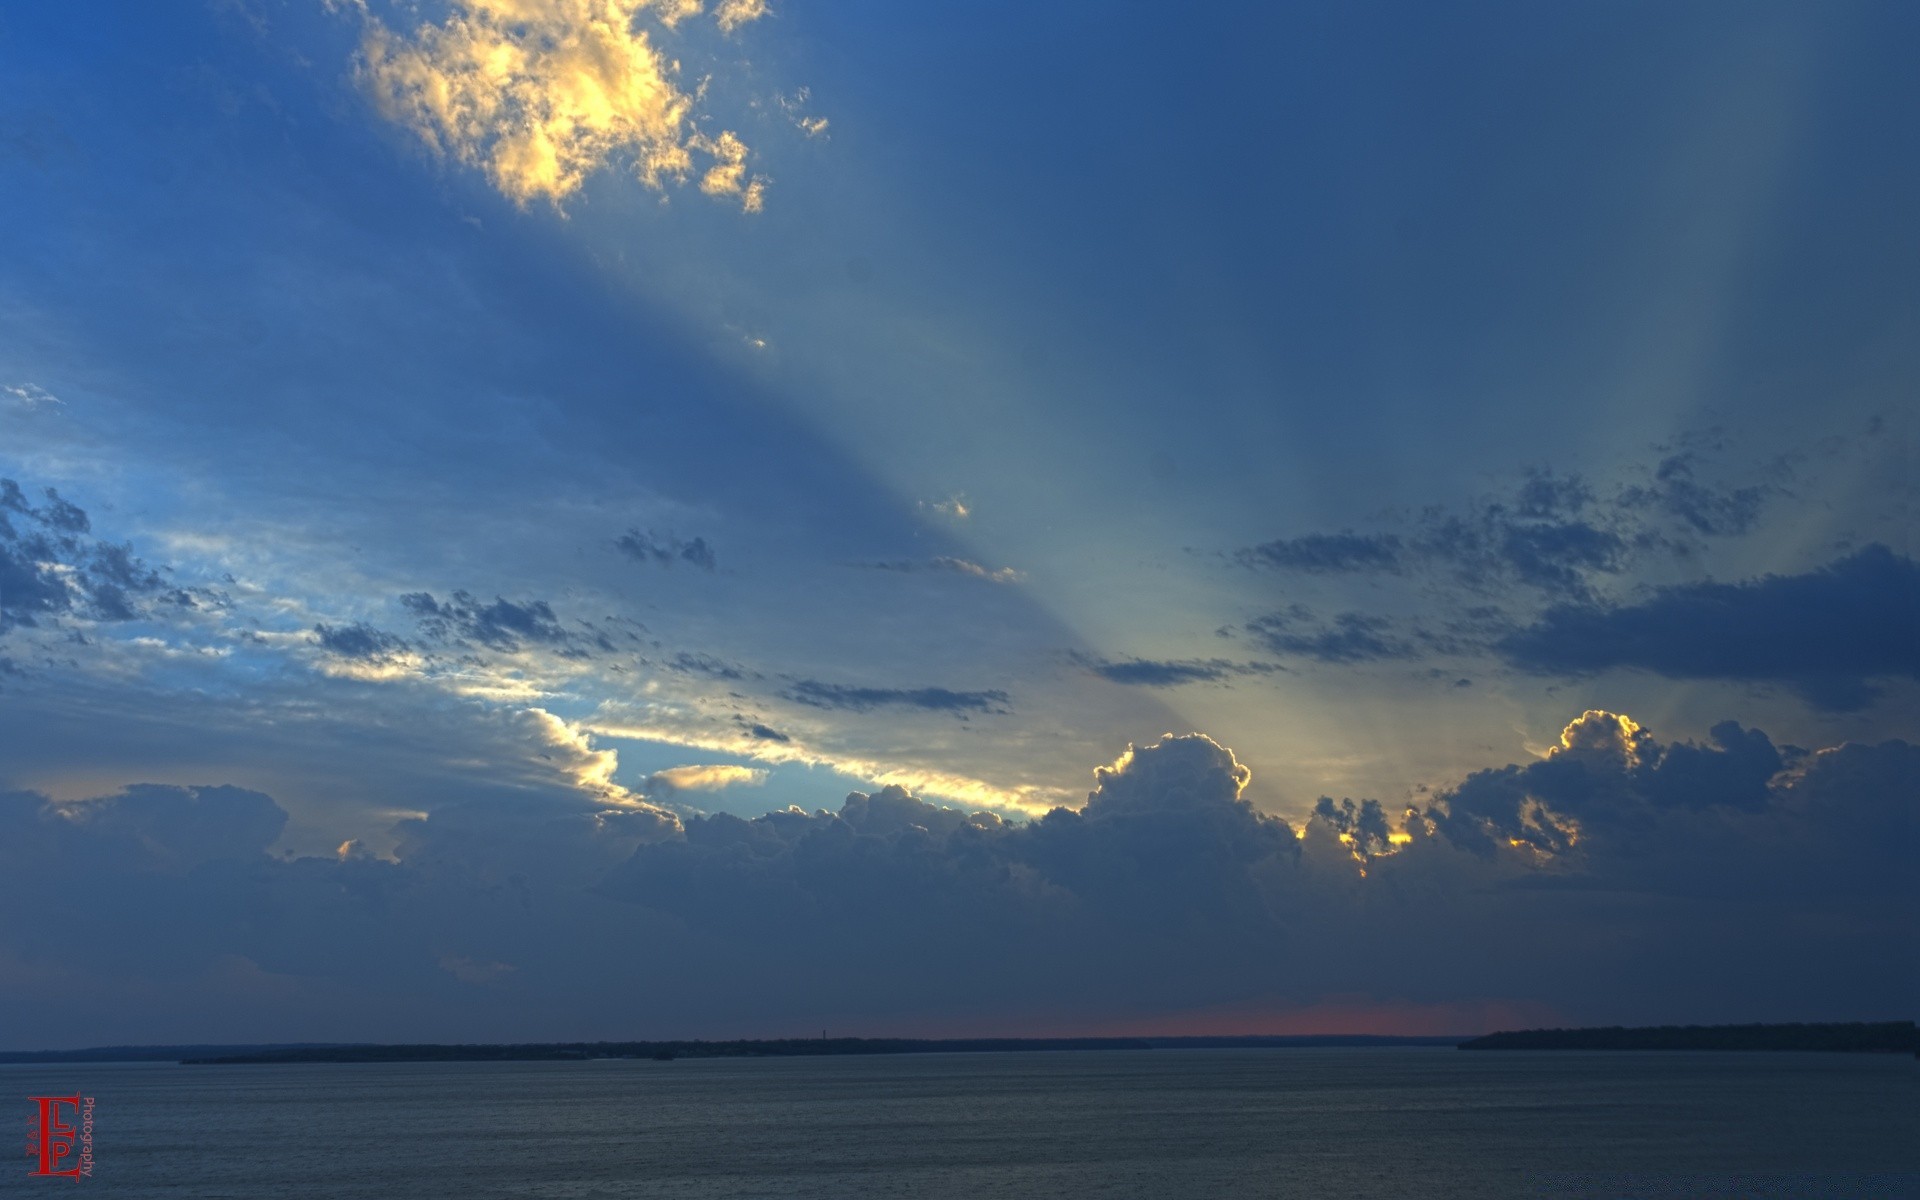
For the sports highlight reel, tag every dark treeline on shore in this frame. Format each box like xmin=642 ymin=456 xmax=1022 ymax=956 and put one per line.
xmin=180 ymin=1034 xmax=1463 ymax=1064
xmin=1459 ymin=1021 xmax=1915 ymax=1054
xmin=7 ymin=1024 xmax=1909 ymax=1065
xmin=0 ymin=1035 xmax=1457 ymax=1065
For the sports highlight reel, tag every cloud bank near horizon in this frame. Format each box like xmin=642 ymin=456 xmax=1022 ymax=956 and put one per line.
xmin=1 ymin=720 xmax=1909 ymax=1048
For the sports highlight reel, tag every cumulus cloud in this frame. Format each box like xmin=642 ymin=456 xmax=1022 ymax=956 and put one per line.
xmin=523 ymin=706 xmax=676 ymax=814
xmin=355 ymin=0 xmax=765 ymax=208
xmin=1 ymin=723 xmax=1912 ymax=1044
xmin=1418 ymin=710 xmax=1796 ymax=857
xmin=1497 ymin=545 xmax=1920 ymax=712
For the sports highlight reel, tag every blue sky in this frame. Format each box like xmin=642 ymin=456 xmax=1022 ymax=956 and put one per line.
xmin=0 ymin=0 xmax=1913 ymax=1044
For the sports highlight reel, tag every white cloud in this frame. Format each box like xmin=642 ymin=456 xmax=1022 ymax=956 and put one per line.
xmin=3 ymin=383 xmax=62 ymax=410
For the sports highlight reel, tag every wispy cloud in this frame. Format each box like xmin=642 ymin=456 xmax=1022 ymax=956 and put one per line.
xmin=855 ymin=556 xmax=1021 ymax=583
xmin=1071 ymin=654 xmax=1280 ymax=687
xmin=641 ymin=762 xmax=768 ymax=796
xmin=3 ymin=383 xmax=62 ymax=410
xmin=918 ymin=494 xmax=971 ymax=520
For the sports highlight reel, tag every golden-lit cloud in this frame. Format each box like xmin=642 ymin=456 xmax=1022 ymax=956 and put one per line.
xmin=524 ymin=707 xmax=682 ymax=818
xmin=588 ymin=706 xmax=1065 ymax=817
xmin=644 ymin=762 xmax=768 ymax=792
xmin=355 ymin=0 xmax=766 ymax=208
xmin=714 ymin=0 xmax=767 ymax=34
xmin=777 ymin=87 xmax=828 ymax=137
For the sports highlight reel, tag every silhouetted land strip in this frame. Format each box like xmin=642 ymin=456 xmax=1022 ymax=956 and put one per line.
xmin=0 ymin=1044 xmax=349 ymax=1064
xmin=154 ymin=1035 xmax=1457 ymax=1065
xmin=1458 ymin=1021 xmax=1915 ymax=1054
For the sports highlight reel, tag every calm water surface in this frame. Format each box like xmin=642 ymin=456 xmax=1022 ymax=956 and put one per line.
xmin=6 ymin=1049 xmax=1915 ymax=1198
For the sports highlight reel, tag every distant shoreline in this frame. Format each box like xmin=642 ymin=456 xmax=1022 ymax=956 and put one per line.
xmin=1 ymin=1035 xmax=1459 ymax=1066
xmin=5 ymin=1022 xmax=1909 ymax=1065
xmin=1458 ymin=1021 xmax=1915 ymax=1054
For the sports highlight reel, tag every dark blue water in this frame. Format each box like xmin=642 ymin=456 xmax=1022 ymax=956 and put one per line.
xmin=5 ymin=1049 xmax=1914 ymax=1198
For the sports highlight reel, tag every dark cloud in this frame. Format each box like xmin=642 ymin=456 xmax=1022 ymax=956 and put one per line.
xmin=1071 ymin=653 xmax=1281 ymax=687
xmin=1311 ymin=797 xmax=1393 ymax=864
xmin=1623 ymin=451 xmax=1771 ymax=537
xmin=605 ymin=735 xmax=1297 ymax=980
xmin=313 ymin=622 xmax=410 ymax=660
xmin=1497 ymin=545 xmax=1920 ymax=711
xmin=733 ymin=717 xmax=790 ymax=743
xmin=2 ymin=723 xmax=1912 ymax=1045
xmin=786 ymin=679 xmax=1011 ymax=715
xmin=0 ymin=478 xmax=173 ymax=634
xmin=616 ymin=529 xmax=716 ymax=571
xmin=1420 ymin=711 xmax=1797 ymax=856
xmin=401 ymin=590 xmax=572 ymax=652
xmin=1246 ymin=608 xmax=1416 ymax=663
xmin=1236 ymin=532 xmax=1404 ymax=574
xmin=1236 ymin=453 xmax=1782 ymax=600
xmin=665 ymin=651 xmax=750 ymax=680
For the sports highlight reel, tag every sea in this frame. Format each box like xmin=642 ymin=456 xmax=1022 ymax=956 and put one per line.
xmin=6 ymin=1048 xmax=1915 ymax=1198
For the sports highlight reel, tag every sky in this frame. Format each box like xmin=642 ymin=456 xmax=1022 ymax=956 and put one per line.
xmin=0 ymin=0 xmax=1913 ymax=1047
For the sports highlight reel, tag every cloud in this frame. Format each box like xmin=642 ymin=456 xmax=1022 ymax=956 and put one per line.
xmin=401 ymin=590 xmax=573 ymax=652
xmin=1418 ymin=710 xmax=1795 ymax=857
xmin=1235 ymin=450 xmax=1784 ymax=599
xmin=312 ymin=621 xmax=411 ymax=660
xmin=641 ymin=762 xmax=768 ymax=796
xmin=1071 ymin=654 xmax=1280 ymax=687
xmin=1497 ymin=545 xmax=1920 ymax=711
xmin=1237 ymin=532 xmax=1404 ymax=574
xmin=616 ymin=529 xmax=717 ymax=570
xmin=713 ymin=0 xmax=767 ymax=34
xmin=2 ymin=722 xmax=1912 ymax=1044
xmin=355 ymin=0 xmax=765 ymax=208
xmin=0 ymin=478 xmax=181 ymax=635
xmin=523 ymin=707 xmax=679 ymax=815
xmin=918 ymin=495 xmax=971 ymax=520
xmin=1245 ymin=609 xmax=1416 ymax=664
xmin=3 ymin=383 xmax=62 ymax=410
xmin=1622 ymin=450 xmax=1770 ymax=537
xmin=776 ymin=87 xmax=828 ymax=138
xmin=857 ymin=557 xmax=1021 ymax=583
xmin=785 ymin=679 xmax=1011 ymax=715
xmin=1311 ymin=796 xmax=1396 ymax=866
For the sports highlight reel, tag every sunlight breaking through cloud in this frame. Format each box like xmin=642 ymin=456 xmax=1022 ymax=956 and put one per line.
xmin=355 ymin=0 xmax=768 ymax=208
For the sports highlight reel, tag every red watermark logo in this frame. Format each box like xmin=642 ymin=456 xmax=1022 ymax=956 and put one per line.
xmin=25 ymin=1095 xmax=93 ymax=1179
